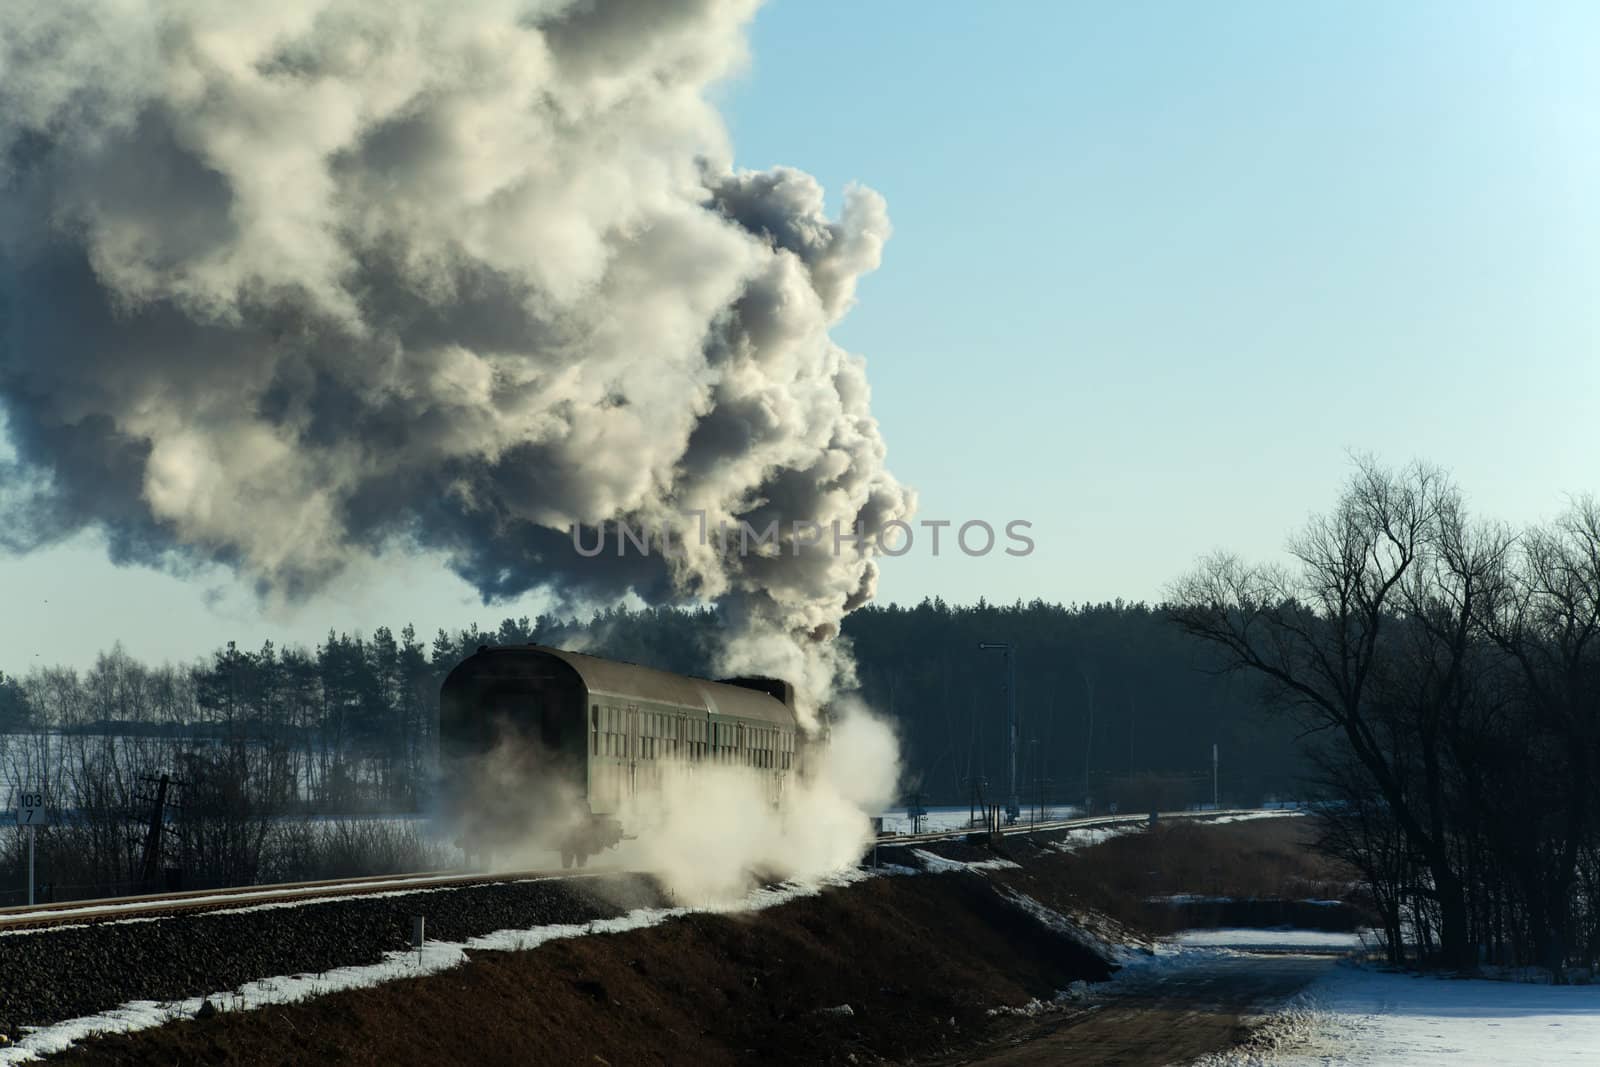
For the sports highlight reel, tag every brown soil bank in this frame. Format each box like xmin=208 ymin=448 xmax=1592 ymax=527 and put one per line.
xmin=988 ymin=815 xmax=1364 ymax=935
xmin=50 ymin=871 xmax=1112 ymax=1067
xmin=49 ymin=817 xmax=1353 ymax=1066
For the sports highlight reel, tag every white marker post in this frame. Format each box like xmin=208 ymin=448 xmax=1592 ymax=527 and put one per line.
xmin=15 ymin=789 xmax=46 ymax=905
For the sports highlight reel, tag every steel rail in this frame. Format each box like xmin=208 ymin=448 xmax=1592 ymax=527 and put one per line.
xmin=0 ymin=807 xmax=1291 ymax=931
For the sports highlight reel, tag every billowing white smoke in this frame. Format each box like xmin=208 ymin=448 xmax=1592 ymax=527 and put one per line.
xmin=616 ymin=697 xmax=901 ymax=901
xmin=468 ymin=697 xmax=902 ymax=901
xmin=0 ymin=1 xmax=914 ymax=725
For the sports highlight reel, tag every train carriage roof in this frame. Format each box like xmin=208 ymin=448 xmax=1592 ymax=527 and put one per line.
xmin=455 ymin=644 xmax=796 ymax=728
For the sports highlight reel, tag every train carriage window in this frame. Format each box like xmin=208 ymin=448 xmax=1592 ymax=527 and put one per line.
xmin=592 ymin=705 xmax=599 ymax=755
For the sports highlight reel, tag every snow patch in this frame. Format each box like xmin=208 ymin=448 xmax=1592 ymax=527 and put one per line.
xmin=908 ymin=849 xmax=1020 ymax=873
xmin=1002 ymin=889 xmax=1154 ymax=966
xmin=986 ymin=981 xmax=1091 ymax=1017
xmin=1207 ymin=811 xmax=1306 ymax=825
xmin=1048 ymin=824 xmax=1143 ymax=853
xmin=1198 ymin=962 xmax=1600 ymax=1066
xmin=1174 ymin=928 xmax=1372 ymax=952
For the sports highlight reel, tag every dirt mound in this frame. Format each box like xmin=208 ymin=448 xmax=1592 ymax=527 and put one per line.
xmin=52 ymin=870 xmax=1110 ymax=1066
xmin=983 ymin=817 xmax=1364 ymax=936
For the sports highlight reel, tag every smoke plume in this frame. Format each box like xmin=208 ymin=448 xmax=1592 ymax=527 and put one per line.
xmin=465 ymin=697 xmax=902 ymax=902
xmin=0 ymin=1 xmax=913 ymax=723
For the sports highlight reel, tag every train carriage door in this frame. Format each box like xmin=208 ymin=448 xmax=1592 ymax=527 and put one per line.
xmin=625 ymin=704 xmax=639 ymax=797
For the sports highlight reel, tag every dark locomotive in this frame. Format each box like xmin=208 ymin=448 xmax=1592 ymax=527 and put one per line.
xmin=439 ymin=644 xmax=807 ymax=867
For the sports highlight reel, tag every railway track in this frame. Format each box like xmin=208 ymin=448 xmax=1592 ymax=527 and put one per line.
xmin=0 ymin=869 xmax=578 ymax=933
xmin=876 ymin=806 xmax=1278 ymax=849
xmin=0 ymin=807 xmax=1287 ymax=932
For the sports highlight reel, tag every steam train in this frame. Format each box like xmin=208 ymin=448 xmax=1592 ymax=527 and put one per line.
xmin=438 ymin=644 xmax=807 ymax=867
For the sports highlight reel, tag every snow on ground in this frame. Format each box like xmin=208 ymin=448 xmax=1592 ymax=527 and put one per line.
xmin=0 ymin=868 xmax=871 ymax=1064
xmin=875 ymin=805 xmax=1086 ymax=835
xmin=909 ymin=848 xmax=1021 ymax=873
xmin=876 ymin=805 xmax=977 ymax=834
xmin=1202 ymin=963 xmax=1600 ymax=1066
xmin=1175 ymin=928 xmax=1373 ymax=952
xmin=1206 ymin=811 xmax=1307 ymax=825
xmin=1149 ymin=895 xmax=1345 ymax=907
xmin=1049 ymin=823 xmax=1144 ymax=853
xmin=1003 ymin=888 xmax=1158 ymax=965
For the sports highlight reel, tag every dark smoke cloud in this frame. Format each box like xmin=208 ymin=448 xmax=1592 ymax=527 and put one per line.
xmin=0 ymin=0 xmax=913 ymax=720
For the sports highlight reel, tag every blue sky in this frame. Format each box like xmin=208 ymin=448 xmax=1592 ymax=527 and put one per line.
xmin=3 ymin=0 xmax=1597 ymax=669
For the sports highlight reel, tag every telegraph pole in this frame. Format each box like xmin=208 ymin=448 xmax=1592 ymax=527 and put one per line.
xmin=978 ymin=642 xmax=1019 ymax=824
xmin=1212 ymin=743 xmax=1219 ymax=809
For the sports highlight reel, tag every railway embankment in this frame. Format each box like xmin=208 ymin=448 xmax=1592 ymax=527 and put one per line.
xmin=4 ymin=813 xmax=1362 ymax=1065
xmin=0 ymin=874 xmax=670 ymax=1043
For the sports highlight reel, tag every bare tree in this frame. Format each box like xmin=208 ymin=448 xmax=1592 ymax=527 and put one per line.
xmin=1475 ymin=498 xmax=1600 ymax=974
xmin=1170 ymin=458 xmax=1479 ymax=968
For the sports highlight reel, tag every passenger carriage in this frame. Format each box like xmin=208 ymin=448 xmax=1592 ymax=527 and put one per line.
xmin=439 ymin=644 xmax=802 ymax=867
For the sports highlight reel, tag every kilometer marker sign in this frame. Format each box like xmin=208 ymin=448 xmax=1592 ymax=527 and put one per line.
xmin=14 ymin=788 xmax=45 ymax=906
xmin=15 ymin=789 xmax=47 ymax=826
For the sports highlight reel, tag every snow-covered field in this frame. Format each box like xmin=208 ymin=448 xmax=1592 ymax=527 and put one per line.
xmin=1176 ymin=928 xmax=1371 ymax=952
xmin=1210 ymin=964 xmax=1600 ymax=1066
xmin=873 ymin=804 xmax=1083 ymax=834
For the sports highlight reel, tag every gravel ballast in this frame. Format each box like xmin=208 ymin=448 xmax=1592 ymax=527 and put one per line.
xmin=0 ymin=873 xmax=668 ymax=1040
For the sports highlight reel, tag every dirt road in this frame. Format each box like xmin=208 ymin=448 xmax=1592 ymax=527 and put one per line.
xmin=945 ymin=950 xmax=1334 ymax=1066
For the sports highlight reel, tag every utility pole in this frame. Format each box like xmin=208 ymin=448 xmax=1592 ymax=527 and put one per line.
xmin=1078 ymin=666 xmax=1094 ymax=813
xmin=978 ymin=642 xmax=1019 ymax=824
xmin=1212 ymin=743 xmax=1219 ymax=809
xmin=137 ymin=774 xmax=173 ymax=890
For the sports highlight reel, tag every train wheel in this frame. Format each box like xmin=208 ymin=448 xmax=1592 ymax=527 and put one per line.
xmin=575 ymin=852 xmax=588 ymax=869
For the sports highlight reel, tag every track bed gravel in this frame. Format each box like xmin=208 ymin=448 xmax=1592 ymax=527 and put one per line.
xmin=0 ymin=874 xmax=667 ymax=1040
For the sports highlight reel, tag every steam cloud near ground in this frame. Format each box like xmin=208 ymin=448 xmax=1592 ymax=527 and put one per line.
xmin=457 ymin=698 xmax=902 ymax=902
xmin=617 ymin=698 xmax=902 ymax=901
xmin=0 ymin=0 xmax=913 ymax=725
